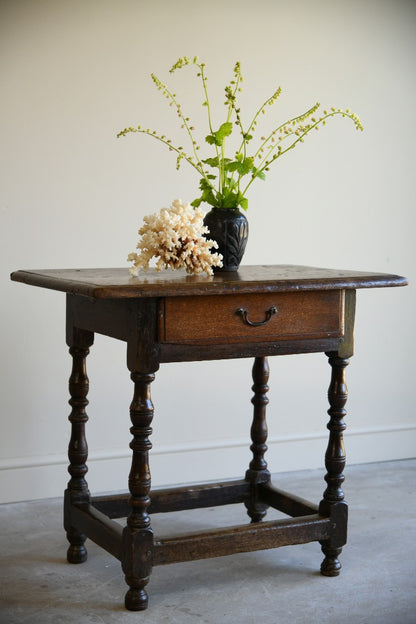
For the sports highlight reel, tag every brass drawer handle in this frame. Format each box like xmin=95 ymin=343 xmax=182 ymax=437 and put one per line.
xmin=235 ymin=305 xmax=278 ymax=327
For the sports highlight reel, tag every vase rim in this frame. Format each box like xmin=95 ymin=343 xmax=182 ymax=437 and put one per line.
xmin=208 ymin=206 xmax=243 ymax=212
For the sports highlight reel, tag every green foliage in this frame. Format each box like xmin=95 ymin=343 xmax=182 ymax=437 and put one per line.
xmin=117 ymin=56 xmax=363 ymax=212
xmin=205 ymin=122 xmax=233 ymax=146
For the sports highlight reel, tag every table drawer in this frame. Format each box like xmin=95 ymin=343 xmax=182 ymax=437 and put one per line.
xmin=159 ymin=290 xmax=344 ymax=345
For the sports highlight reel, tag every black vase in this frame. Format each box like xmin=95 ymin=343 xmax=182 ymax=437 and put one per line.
xmin=203 ymin=208 xmax=249 ymax=272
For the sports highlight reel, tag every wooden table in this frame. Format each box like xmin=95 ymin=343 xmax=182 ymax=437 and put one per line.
xmin=11 ymin=265 xmax=407 ymax=611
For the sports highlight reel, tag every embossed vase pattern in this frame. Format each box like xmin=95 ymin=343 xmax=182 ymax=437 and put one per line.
xmin=203 ymin=207 xmax=249 ymax=271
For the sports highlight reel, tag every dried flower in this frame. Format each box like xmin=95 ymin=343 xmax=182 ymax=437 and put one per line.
xmin=128 ymin=199 xmax=223 ymax=276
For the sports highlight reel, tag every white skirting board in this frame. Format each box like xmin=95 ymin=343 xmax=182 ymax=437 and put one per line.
xmin=1 ymin=424 xmax=415 ymax=504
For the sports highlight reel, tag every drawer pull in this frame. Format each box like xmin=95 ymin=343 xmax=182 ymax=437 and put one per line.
xmin=236 ymin=305 xmax=278 ymax=327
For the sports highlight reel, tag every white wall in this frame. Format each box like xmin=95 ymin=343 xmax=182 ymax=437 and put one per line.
xmin=1 ymin=0 xmax=414 ymax=504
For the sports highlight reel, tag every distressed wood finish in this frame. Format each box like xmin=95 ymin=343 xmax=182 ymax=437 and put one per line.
xmin=10 ymin=265 xmax=407 ymax=298
xmin=153 ymin=515 xmax=332 ymax=565
xmin=64 ymin=328 xmax=94 ymax=564
xmin=121 ymin=371 xmax=155 ymax=611
xmin=245 ymin=356 xmax=271 ymax=523
xmin=92 ymin=479 xmax=250 ymax=519
xmin=10 ymin=265 xmax=407 ymax=611
xmin=319 ymin=353 xmax=349 ymax=576
xmin=159 ymin=291 xmax=343 ymax=344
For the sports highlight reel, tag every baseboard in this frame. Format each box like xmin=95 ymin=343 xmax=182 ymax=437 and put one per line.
xmin=1 ymin=424 xmax=415 ymax=504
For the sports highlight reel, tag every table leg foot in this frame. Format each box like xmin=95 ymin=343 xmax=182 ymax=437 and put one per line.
xmin=124 ymin=585 xmax=149 ymax=611
xmin=246 ymin=505 xmax=269 ymax=524
xmin=320 ymin=545 xmax=342 ymax=576
xmin=66 ymin=528 xmax=88 ymax=564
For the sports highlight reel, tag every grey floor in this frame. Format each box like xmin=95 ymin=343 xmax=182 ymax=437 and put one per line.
xmin=1 ymin=459 xmax=415 ymax=624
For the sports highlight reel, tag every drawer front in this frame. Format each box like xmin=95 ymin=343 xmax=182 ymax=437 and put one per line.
xmin=159 ymin=290 xmax=344 ymax=344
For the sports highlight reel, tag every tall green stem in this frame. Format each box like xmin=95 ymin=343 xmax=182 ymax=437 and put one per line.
xmin=198 ymin=62 xmax=221 ymax=192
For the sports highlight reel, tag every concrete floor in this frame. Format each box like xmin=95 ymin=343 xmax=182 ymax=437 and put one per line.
xmin=1 ymin=459 xmax=415 ymax=624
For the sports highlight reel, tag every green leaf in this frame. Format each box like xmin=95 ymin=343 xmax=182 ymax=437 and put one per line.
xmin=225 ymin=161 xmax=240 ymax=172
xmin=222 ymin=196 xmax=237 ymax=209
xmin=252 ymin=167 xmax=266 ymax=181
xmin=202 ymin=157 xmax=220 ymax=167
xmin=205 ymin=122 xmax=233 ymax=147
xmin=199 ymin=177 xmax=213 ymax=191
xmin=225 ymin=157 xmax=254 ymax=176
xmin=215 ymin=122 xmax=233 ymax=141
xmin=237 ymin=157 xmax=254 ymax=175
xmin=221 ymin=188 xmax=240 ymax=209
xmin=239 ymin=196 xmax=248 ymax=211
xmin=205 ymin=134 xmax=217 ymax=145
xmin=200 ymin=186 xmax=217 ymax=207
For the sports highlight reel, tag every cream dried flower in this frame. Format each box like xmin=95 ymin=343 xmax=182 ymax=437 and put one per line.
xmin=128 ymin=199 xmax=223 ymax=276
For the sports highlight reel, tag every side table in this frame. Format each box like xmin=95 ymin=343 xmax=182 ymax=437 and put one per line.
xmin=11 ymin=265 xmax=407 ymax=611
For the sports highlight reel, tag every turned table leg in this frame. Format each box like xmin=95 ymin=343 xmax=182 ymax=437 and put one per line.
xmin=245 ymin=356 xmax=271 ymax=523
xmin=122 ymin=371 xmax=155 ymax=611
xmin=319 ymin=352 xmax=349 ymax=576
xmin=64 ymin=328 xmax=94 ymax=564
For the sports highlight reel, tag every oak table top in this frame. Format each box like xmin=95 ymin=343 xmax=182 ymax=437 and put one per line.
xmin=10 ymin=265 xmax=408 ymax=298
